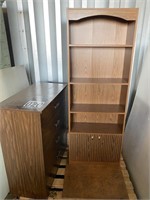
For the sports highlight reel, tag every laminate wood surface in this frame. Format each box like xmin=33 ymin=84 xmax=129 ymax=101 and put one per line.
xmin=70 ymin=77 xmax=129 ymax=84
xmin=71 ymin=122 xmax=122 ymax=134
xmin=0 ymin=83 xmax=67 ymax=198
xmin=70 ymin=48 xmax=132 ymax=79
xmin=0 ymin=83 xmax=66 ymax=112
xmin=68 ymin=8 xmax=138 ymax=21
xmin=69 ymin=134 xmax=122 ymax=162
xmin=69 ymin=44 xmax=133 ymax=47
xmin=0 ymin=110 xmax=46 ymax=198
xmin=70 ymin=103 xmax=125 ymax=113
xmin=71 ymin=84 xmax=127 ymax=105
xmin=68 ymin=9 xmax=138 ymax=162
xmin=70 ymin=17 xmax=131 ymax=45
xmin=63 ymin=163 xmax=129 ymax=198
xmin=72 ymin=113 xmax=124 ymax=124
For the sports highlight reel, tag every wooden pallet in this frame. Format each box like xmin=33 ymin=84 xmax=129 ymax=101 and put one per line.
xmin=18 ymin=151 xmax=137 ymax=199
xmin=48 ymin=151 xmax=68 ymax=199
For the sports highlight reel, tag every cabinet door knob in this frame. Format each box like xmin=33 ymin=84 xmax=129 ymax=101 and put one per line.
xmin=98 ymin=136 xmax=101 ymax=140
xmin=91 ymin=136 xmax=94 ymax=140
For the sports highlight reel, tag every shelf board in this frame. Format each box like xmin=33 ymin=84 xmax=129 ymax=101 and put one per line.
xmin=70 ymin=104 xmax=125 ymax=114
xmin=70 ymin=78 xmax=128 ymax=85
xmin=71 ymin=122 xmax=122 ymax=134
xmin=69 ymin=44 xmax=133 ymax=48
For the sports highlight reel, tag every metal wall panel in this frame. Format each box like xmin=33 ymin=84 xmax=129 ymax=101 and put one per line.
xmin=5 ymin=0 xmax=149 ymax=87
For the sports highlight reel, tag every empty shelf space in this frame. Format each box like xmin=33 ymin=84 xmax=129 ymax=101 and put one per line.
xmin=70 ymin=78 xmax=128 ymax=85
xmin=70 ymin=104 xmax=125 ymax=114
xmin=69 ymin=44 xmax=133 ymax=48
xmin=71 ymin=122 xmax=122 ymax=134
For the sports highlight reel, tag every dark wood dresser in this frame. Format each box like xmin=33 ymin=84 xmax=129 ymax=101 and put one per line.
xmin=0 ymin=83 xmax=67 ymax=198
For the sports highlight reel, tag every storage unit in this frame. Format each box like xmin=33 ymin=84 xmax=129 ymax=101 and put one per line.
xmin=67 ymin=9 xmax=138 ymax=162
xmin=0 ymin=83 xmax=67 ymax=198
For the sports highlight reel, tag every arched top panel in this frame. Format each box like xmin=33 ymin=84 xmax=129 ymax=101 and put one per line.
xmin=67 ymin=8 xmax=138 ymax=22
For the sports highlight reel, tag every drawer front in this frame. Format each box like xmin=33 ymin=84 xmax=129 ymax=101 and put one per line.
xmin=42 ymin=110 xmax=63 ymax=174
xmin=41 ymin=90 xmax=65 ymax=124
xmin=41 ymin=90 xmax=66 ymax=177
xmin=69 ymin=133 xmax=122 ymax=162
xmin=49 ymin=90 xmax=65 ymax=116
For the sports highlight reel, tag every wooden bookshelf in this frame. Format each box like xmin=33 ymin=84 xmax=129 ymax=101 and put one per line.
xmin=67 ymin=8 xmax=138 ymax=163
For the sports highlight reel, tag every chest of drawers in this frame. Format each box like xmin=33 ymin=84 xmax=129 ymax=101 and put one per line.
xmin=0 ymin=83 xmax=67 ymax=198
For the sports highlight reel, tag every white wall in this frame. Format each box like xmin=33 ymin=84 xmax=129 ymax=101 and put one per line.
xmin=0 ymin=66 xmax=29 ymax=199
xmin=0 ymin=147 xmax=9 ymax=200
xmin=123 ymin=44 xmax=150 ymax=199
xmin=0 ymin=1 xmax=11 ymax=69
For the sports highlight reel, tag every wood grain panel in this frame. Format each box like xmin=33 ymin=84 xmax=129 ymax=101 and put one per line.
xmin=70 ymin=47 xmax=92 ymax=78
xmin=126 ymin=22 xmax=135 ymax=45
xmin=69 ymin=134 xmax=122 ymax=162
xmin=0 ymin=83 xmax=67 ymax=198
xmin=71 ymin=48 xmax=128 ymax=79
xmin=92 ymin=18 xmax=127 ymax=45
xmin=41 ymin=95 xmax=66 ymax=177
xmin=71 ymin=122 xmax=122 ymax=134
xmin=123 ymin=48 xmax=132 ymax=79
xmin=63 ymin=163 xmax=129 ymax=199
xmin=68 ymin=8 xmax=138 ymax=21
xmin=0 ymin=83 xmax=66 ymax=112
xmin=68 ymin=9 xmax=138 ymax=163
xmin=72 ymin=113 xmax=124 ymax=124
xmin=70 ymin=78 xmax=128 ymax=84
xmin=0 ymin=110 xmax=47 ymax=198
xmin=70 ymin=104 xmax=125 ymax=113
xmin=71 ymin=85 xmax=127 ymax=105
xmin=70 ymin=19 xmax=92 ymax=44
xmin=70 ymin=17 xmax=129 ymax=45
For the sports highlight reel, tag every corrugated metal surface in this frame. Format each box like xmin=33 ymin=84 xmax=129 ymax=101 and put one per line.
xmin=5 ymin=0 xmax=150 ymax=87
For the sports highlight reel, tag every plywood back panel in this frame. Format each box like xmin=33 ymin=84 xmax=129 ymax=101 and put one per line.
xmin=70 ymin=19 xmax=93 ymax=44
xmin=69 ymin=17 xmax=133 ymax=45
xmin=72 ymin=113 xmax=124 ymax=124
xmin=70 ymin=48 xmax=131 ymax=79
xmin=71 ymin=85 xmax=127 ymax=105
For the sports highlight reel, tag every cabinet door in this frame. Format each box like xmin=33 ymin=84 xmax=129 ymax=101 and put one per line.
xmin=92 ymin=135 xmax=122 ymax=162
xmin=69 ymin=134 xmax=122 ymax=162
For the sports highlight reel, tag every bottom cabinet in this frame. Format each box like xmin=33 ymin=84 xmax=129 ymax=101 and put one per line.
xmin=69 ymin=133 xmax=122 ymax=162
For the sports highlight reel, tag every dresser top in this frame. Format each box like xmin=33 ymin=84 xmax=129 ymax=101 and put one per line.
xmin=0 ymin=83 xmax=67 ymax=112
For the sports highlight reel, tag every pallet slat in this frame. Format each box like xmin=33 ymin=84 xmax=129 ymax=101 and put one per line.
xmin=57 ymin=168 xmax=66 ymax=176
xmin=51 ymin=179 xmax=64 ymax=189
